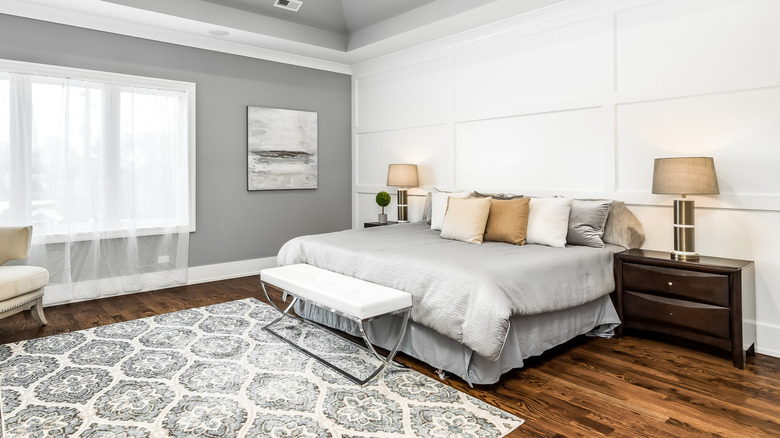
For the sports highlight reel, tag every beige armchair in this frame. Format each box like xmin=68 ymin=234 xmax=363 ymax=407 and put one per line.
xmin=0 ymin=226 xmax=48 ymax=325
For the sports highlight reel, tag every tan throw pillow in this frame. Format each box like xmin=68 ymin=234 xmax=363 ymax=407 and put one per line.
xmin=440 ymin=197 xmax=492 ymax=244
xmin=484 ymin=198 xmax=531 ymax=245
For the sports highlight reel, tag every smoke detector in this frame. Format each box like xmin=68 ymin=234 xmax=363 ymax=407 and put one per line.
xmin=274 ymin=0 xmax=303 ymax=12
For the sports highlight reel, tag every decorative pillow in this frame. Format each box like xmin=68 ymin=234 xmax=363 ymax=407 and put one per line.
xmin=603 ymin=201 xmax=645 ymax=249
xmin=430 ymin=189 xmax=471 ymax=231
xmin=526 ymin=197 xmax=573 ymax=248
xmin=422 ymin=192 xmax=432 ymax=224
xmin=471 ymin=191 xmax=524 ymax=200
xmin=440 ymin=197 xmax=492 ymax=244
xmin=566 ymin=199 xmax=613 ymax=248
xmin=484 ymin=198 xmax=531 ymax=245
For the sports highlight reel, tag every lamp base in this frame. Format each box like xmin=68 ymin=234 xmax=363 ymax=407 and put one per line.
xmin=396 ymin=188 xmax=409 ymax=223
xmin=671 ymin=251 xmax=700 ymax=262
xmin=672 ymin=198 xmax=698 ymax=262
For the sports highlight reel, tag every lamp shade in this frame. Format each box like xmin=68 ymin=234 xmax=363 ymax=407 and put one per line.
xmin=652 ymin=157 xmax=719 ymax=196
xmin=387 ymin=164 xmax=419 ymax=188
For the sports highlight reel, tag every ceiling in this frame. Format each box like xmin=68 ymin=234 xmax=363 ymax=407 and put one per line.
xmin=200 ymin=0 xmax=439 ymax=35
xmin=1 ymin=0 xmax=567 ymax=73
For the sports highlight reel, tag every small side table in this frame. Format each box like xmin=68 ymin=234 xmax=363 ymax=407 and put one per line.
xmin=614 ymin=249 xmax=756 ymax=369
xmin=364 ymin=221 xmax=398 ymax=228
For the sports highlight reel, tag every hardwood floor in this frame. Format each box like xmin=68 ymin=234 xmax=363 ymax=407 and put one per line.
xmin=2 ymin=276 xmax=779 ymax=437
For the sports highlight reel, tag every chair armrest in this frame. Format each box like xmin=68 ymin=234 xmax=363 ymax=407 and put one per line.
xmin=0 ymin=226 xmax=33 ymax=265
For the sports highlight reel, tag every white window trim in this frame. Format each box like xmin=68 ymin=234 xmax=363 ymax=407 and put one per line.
xmin=0 ymin=58 xmax=197 ymax=234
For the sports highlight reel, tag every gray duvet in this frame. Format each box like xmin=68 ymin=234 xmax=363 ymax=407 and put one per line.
xmin=277 ymin=222 xmax=622 ymax=361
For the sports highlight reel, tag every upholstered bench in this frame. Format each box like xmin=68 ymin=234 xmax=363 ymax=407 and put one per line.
xmin=260 ymin=263 xmax=412 ymax=386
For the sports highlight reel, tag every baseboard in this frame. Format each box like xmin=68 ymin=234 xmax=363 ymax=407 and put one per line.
xmin=187 ymin=256 xmax=278 ymax=285
xmin=757 ymin=321 xmax=780 ymax=359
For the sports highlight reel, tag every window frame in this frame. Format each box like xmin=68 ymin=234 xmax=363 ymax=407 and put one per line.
xmin=0 ymin=58 xmax=197 ymax=240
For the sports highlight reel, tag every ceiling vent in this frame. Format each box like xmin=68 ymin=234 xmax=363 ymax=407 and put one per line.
xmin=273 ymin=0 xmax=303 ymax=12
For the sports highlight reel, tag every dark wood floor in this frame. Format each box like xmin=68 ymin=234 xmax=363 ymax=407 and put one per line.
xmin=2 ymin=276 xmax=779 ymax=437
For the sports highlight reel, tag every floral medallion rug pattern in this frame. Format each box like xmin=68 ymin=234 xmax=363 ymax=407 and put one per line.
xmin=0 ymin=298 xmax=522 ymax=437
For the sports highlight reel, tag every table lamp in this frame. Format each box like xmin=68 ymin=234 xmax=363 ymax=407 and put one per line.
xmin=652 ymin=157 xmax=719 ymax=261
xmin=387 ymin=164 xmax=418 ymax=223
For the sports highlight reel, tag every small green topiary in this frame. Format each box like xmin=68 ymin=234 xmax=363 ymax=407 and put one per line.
xmin=375 ymin=191 xmax=391 ymax=213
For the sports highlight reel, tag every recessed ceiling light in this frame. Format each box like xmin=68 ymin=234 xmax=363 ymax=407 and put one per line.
xmin=209 ymin=30 xmax=230 ymax=36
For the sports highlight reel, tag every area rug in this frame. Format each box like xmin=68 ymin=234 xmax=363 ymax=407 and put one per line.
xmin=0 ymin=298 xmax=522 ymax=437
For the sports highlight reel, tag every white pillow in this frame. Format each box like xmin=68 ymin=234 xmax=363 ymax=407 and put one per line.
xmin=440 ymin=197 xmax=492 ymax=244
xmin=526 ymin=197 xmax=573 ymax=247
xmin=430 ymin=190 xmax=471 ymax=231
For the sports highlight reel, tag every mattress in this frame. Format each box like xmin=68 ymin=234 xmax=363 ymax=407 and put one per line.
xmin=278 ymin=222 xmax=623 ymax=361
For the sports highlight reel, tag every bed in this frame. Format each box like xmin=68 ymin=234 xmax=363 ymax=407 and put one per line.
xmin=277 ymin=214 xmax=636 ymax=385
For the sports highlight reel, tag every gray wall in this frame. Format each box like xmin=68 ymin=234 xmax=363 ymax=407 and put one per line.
xmin=0 ymin=14 xmax=352 ymax=267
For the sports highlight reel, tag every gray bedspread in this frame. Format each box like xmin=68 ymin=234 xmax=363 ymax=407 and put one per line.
xmin=277 ymin=222 xmax=622 ymax=360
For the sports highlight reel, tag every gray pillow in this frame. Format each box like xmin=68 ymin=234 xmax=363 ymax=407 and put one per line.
xmin=421 ymin=192 xmax=432 ymax=224
xmin=566 ymin=199 xmax=613 ymax=248
xmin=470 ymin=191 xmax=523 ymax=200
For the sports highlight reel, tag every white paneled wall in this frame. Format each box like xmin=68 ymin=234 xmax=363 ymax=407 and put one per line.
xmin=455 ymin=109 xmax=605 ymax=191
xmin=351 ymin=0 xmax=780 ymax=357
xmin=454 ymin=17 xmax=605 ymax=118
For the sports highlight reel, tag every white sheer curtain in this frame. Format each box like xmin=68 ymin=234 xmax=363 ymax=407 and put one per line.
xmin=0 ymin=62 xmax=193 ymax=305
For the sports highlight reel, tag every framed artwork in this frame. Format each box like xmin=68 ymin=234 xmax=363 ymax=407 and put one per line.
xmin=247 ymin=106 xmax=318 ymax=190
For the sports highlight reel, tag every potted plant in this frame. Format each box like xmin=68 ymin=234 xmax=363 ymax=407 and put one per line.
xmin=376 ymin=191 xmax=391 ymax=224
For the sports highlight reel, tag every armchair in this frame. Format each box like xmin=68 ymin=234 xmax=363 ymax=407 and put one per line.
xmin=0 ymin=226 xmax=48 ymax=325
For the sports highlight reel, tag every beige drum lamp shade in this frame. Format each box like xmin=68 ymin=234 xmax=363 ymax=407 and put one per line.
xmin=387 ymin=164 xmax=419 ymax=188
xmin=652 ymin=157 xmax=719 ymax=196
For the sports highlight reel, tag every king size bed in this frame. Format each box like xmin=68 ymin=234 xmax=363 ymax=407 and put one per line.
xmin=276 ymin=202 xmax=643 ymax=385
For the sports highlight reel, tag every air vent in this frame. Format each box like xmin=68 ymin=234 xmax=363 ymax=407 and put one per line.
xmin=274 ymin=0 xmax=303 ymax=12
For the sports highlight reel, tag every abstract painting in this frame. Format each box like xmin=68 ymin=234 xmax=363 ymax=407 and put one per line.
xmin=247 ymin=106 xmax=318 ymax=190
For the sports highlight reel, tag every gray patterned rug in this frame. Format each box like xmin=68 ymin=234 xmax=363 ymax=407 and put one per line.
xmin=0 ymin=298 xmax=522 ymax=437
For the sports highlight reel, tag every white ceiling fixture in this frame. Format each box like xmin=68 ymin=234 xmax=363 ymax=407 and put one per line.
xmin=273 ymin=0 xmax=302 ymax=13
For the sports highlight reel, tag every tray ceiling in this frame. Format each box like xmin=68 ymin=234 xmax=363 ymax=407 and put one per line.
xmin=1 ymin=0 xmax=567 ymax=72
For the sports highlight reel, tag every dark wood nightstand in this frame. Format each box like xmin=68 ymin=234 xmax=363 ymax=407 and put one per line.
xmin=614 ymin=249 xmax=756 ymax=369
xmin=364 ymin=221 xmax=398 ymax=228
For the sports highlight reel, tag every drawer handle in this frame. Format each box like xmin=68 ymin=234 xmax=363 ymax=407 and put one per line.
xmin=668 ymin=282 xmax=673 ymax=286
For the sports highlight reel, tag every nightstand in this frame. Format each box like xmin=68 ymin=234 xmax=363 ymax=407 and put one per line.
xmin=364 ymin=221 xmax=398 ymax=228
xmin=614 ymin=249 xmax=756 ymax=369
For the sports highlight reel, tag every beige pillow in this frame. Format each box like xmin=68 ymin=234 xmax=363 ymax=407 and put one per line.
xmin=603 ymin=201 xmax=645 ymax=249
xmin=440 ymin=197 xmax=492 ymax=244
xmin=484 ymin=198 xmax=531 ymax=245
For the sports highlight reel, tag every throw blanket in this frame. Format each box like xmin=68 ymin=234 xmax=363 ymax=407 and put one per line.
xmin=278 ymin=223 xmax=621 ymax=360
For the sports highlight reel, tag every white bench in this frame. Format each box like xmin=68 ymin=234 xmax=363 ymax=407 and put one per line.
xmin=260 ymin=263 xmax=413 ymax=386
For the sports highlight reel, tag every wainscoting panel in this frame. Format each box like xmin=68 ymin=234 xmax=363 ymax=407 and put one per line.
xmin=355 ymin=57 xmax=452 ymax=132
xmin=351 ymin=0 xmax=780 ymax=358
xmin=616 ymin=87 xmax=780 ymax=208
xmin=454 ymin=17 xmax=603 ymax=117
xmin=356 ymin=125 xmax=452 ymax=187
xmin=454 ymin=108 xmax=604 ymax=192
xmin=615 ymin=0 xmax=780 ymax=92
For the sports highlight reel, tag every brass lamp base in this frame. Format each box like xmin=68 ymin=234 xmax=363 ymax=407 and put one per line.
xmin=672 ymin=198 xmax=698 ymax=261
xmin=396 ymin=188 xmax=409 ymax=223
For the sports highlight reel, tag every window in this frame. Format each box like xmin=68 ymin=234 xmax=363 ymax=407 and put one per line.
xmin=0 ymin=59 xmax=195 ymax=240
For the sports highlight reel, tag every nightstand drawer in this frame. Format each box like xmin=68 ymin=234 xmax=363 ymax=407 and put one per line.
xmin=623 ymin=263 xmax=729 ymax=307
xmin=623 ymin=291 xmax=730 ymax=339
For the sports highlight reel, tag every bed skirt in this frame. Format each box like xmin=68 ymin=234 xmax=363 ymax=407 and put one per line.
xmin=294 ymin=295 xmax=620 ymax=386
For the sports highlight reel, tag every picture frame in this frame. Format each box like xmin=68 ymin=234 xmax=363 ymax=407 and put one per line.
xmin=247 ymin=106 xmax=318 ymax=191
